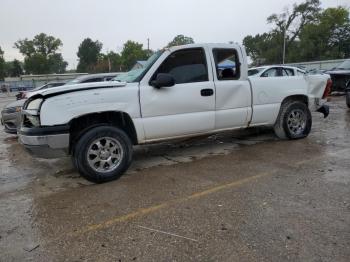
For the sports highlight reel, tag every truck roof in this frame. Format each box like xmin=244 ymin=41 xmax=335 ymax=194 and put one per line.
xmin=168 ymin=43 xmax=241 ymax=51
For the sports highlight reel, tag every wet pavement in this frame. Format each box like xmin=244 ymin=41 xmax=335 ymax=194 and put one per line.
xmin=0 ymin=95 xmax=349 ymax=261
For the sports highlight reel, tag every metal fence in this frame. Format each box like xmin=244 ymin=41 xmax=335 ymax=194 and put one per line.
xmin=1 ymin=73 xmax=87 ymax=92
xmin=286 ymin=59 xmax=347 ymax=71
xmin=1 ymin=80 xmax=36 ymax=92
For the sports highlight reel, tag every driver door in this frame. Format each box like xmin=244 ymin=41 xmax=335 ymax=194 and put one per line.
xmin=139 ymin=47 xmax=215 ymax=140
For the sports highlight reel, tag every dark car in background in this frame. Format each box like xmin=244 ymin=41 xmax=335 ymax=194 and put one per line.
xmin=1 ymin=73 xmax=122 ymax=134
xmin=325 ymin=60 xmax=350 ymax=92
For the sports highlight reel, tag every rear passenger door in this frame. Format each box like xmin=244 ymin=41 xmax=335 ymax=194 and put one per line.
xmin=211 ymin=48 xmax=251 ymax=129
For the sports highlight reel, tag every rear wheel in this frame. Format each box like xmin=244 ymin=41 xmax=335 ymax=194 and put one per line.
xmin=73 ymin=126 xmax=133 ymax=183
xmin=274 ymin=100 xmax=312 ymax=140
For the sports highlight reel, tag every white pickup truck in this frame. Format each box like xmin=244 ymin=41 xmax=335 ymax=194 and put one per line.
xmin=19 ymin=43 xmax=331 ymax=183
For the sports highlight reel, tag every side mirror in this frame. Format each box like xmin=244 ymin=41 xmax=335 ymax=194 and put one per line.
xmin=151 ymin=73 xmax=175 ymax=89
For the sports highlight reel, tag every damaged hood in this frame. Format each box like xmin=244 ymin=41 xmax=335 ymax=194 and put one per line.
xmin=29 ymin=81 xmax=127 ymax=98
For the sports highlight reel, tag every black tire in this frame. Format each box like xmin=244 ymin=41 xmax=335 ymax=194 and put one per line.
xmin=346 ymin=91 xmax=350 ymax=108
xmin=73 ymin=126 xmax=133 ymax=183
xmin=273 ymin=100 xmax=312 ymax=140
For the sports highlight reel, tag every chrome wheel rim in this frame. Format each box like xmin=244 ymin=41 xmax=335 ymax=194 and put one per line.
xmin=87 ymin=137 xmax=123 ymax=173
xmin=287 ymin=109 xmax=306 ymax=136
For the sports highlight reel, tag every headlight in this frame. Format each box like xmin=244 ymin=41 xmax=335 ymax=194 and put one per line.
xmin=26 ymin=115 xmax=40 ymax=127
xmin=22 ymin=97 xmax=44 ymax=127
xmin=27 ymin=98 xmax=43 ymax=111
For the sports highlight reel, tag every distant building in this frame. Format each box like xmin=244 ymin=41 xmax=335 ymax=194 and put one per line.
xmin=132 ymin=61 xmax=147 ymax=70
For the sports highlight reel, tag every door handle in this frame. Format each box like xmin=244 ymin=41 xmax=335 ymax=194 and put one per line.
xmin=201 ymin=89 xmax=214 ymax=96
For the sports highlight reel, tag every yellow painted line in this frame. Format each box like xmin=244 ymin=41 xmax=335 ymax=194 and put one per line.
xmin=76 ymin=203 xmax=167 ymax=235
xmin=187 ymin=172 xmax=270 ymax=200
xmin=73 ymin=171 xmax=271 ymax=236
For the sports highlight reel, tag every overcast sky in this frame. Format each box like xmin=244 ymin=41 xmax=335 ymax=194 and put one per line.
xmin=0 ymin=0 xmax=348 ymax=69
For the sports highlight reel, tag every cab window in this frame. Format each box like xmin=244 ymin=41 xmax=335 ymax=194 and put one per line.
xmin=153 ymin=48 xmax=208 ymax=84
xmin=213 ymin=48 xmax=240 ymax=80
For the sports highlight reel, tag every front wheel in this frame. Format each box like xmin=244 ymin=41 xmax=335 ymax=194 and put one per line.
xmin=73 ymin=126 xmax=133 ymax=183
xmin=274 ymin=101 xmax=312 ymax=140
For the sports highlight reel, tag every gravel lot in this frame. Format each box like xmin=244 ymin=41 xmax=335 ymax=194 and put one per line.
xmin=0 ymin=94 xmax=349 ymax=261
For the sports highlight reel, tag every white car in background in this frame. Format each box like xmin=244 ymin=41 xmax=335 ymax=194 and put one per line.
xmin=248 ymin=66 xmax=306 ymax=77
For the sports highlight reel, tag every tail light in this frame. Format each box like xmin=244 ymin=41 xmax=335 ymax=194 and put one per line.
xmin=322 ymin=79 xmax=332 ymax=99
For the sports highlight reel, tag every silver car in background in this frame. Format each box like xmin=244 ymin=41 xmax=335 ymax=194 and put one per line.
xmin=1 ymin=99 xmax=23 ymax=134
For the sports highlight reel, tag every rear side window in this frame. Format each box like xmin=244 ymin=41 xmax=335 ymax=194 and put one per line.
xmin=153 ymin=48 xmax=208 ymax=84
xmin=282 ymin=68 xmax=294 ymax=76
xmin=261 ymin=68 xmax=279 ymax=77
xmin=213 ymin=49 xmax=240 ymax=80
xmin=297 ymin=70 xmax=305 ymax=76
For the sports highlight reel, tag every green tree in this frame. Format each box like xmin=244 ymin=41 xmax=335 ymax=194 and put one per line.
xmin=243 ymin=33 xmax=283 ymax=65
xmin=167 ymin=35 xmax=194 ymax=47
xmin=121 ymin=40 xmax=149 ymax=70
xmin=5 ymin=59 xmax=23 ymax=77
xmin=243 ymin=0 xmax=321 ymax=64
xmin=298 ymin=7 xmax=350 ymax=60
xmin=0 ymin=46 xmax=5 ymax=80
xmin=76 ymin=38 xmax=103 ymax=73
xmin=48 ymin=53 xmax=68 ymax=74
xmin=267 ymin=0 xmax=321 ymax=48
xmin=14 ymin=33 xmax=67 ymax=74
xmin=243 ymin=0 xmax=350 ymax=65
xmin=103 ymin=51 xmax=123 ymax=72
xmin=106 ymin=51 xmax=123 ymax=72
xmin=93 ymin=52 xmax=123 ymax=73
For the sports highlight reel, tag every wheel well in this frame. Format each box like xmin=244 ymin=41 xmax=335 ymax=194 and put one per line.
xmin=282 ymin=95 xmax=308 ymax=106
xmin=69 ymin=111 xmax=138 ymax=153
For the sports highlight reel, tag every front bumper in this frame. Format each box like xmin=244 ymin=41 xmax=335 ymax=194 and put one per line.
xmin=19 ymin=125 xmax=70 ymax=159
